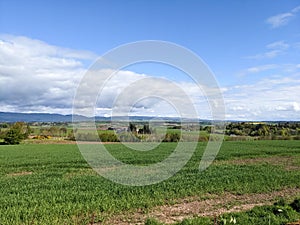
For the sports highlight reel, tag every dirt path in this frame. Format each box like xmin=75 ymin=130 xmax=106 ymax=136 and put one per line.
xmin=103 ymin=187 xmax=300 ymax=225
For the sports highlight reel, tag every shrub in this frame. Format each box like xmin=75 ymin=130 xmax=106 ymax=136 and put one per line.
xmin=3 ymin=122 xmax=31 ymax=145
xmin=163 ymin=132 xmax=180 ymax=142
xmin=98 ymin=132 xmax=119 ymax=142
xmin=4 ymin=129 xmax=22 ymax=144
xmin=290 ymin=198 xmax=300 ymax=212
xmin=144 ymin=218 xmax=163 ymax=225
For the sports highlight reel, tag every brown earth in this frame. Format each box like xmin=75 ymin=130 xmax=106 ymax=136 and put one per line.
xmin=24 ymin=139 xmax=121 ymax=144
xmin=7 ymin=171 xmax=33 ymax=176
xmin=103 ymin=187 xmax=300 ymax=225
xmin=215 ymin=155 xmax=300 ymax=171
xmin=287 ymin=221 xmax=300 ymax=225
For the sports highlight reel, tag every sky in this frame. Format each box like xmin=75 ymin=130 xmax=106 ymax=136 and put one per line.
xmin=0 ymin=0 xmax=300 ymax=121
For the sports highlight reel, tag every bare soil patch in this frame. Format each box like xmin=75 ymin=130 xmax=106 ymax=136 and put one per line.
xmin=287 ymin=220 xmax=300 ymax=225
xmin=215 ymin=155 xmax=300 ymax=171
xmin=7 ymin=171 xmax=33 ymax=177
xmin=103 ymin=187 xmax=300 ymax=225
xmin=63 ymin=168 xmax=95 ymax=180
xmin=24 ymin=139 xmax=76 ymax=144
xmin=24 ymin=139 xmax=122 ymax=145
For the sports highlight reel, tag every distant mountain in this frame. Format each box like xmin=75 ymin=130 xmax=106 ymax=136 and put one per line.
xmin=0 ymin=112 xmax=87 ymax=123
xmin=0 ymin=112 xmax=190 ymax=123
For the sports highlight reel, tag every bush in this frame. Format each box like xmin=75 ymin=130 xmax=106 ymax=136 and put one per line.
xmin=163 ymin=132 xmax=180 ymax=142
xmin=3 ymin=122 xmax=31 ymax=145
xmin=118 ymin=132 xmax=141 ymax=142
xmin=198 ymin=135 xmax=209 ymax=142
xmin=4 ymin=129 xmax=22 ymax=144
xmin=75 ymin=133 xmax=98 ymax=141
xmin=290 ymin=198 xmax=300 ymax=212
xmin=98 ymin=132 xmax=119 ymax=142
xmin=144 ymin=218 xmax=163 ymax=225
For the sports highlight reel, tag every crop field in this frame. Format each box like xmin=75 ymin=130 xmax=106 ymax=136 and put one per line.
xmin=0 ymin=140 xmax=300 ymax=224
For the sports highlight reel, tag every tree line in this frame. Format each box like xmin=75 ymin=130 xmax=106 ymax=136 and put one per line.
xmin=1 ymin=121 xmax=300 ymax=144
xmin=225 ymin=122 xmax=300 ymax=139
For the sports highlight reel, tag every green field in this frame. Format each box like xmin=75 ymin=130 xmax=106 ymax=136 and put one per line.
xmin=0 ymin=140 xmax=300 ymax=224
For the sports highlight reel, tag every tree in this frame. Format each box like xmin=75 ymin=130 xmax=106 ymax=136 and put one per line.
xmin=67 ymin=129 xmax=76 ymax=141
xmin=49 ymin=126 xmax=59 ymax=136
xmin=4 ymin=129 xmax=22 ymax=144
xmin=128 ymin=123 xmax=137 ymax=133
xmin=59 ymin=127 xmax=67 ymax=137
xmin=3 ymin=122 xmax=31 ymax=145
xmin=0 ymin=123 xmax=8 ymax=128
xmin=138 ymin=124 xmax=152 ymax=134
xmin=163 ymin=132 xmax=180 ymax=142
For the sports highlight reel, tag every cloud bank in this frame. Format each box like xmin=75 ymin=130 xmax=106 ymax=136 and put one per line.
xmin=0 ymin=34 xmax=97 ymax=114
xmin=224 ymin=76 xmax=300 ymax=121
xmin=0 ymin=35 xmax=300 ymax=121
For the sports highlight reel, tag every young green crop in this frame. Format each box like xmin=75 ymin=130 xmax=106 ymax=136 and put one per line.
xmin=0 ymin=140 xmax=299 ymax=224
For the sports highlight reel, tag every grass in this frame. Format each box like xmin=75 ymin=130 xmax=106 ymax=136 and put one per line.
xmin=0 ymin=140 xmax=299 ymax=224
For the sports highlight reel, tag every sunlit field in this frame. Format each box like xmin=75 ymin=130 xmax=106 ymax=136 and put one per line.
xmin=0 ymin=140 xmax=299 ymax=224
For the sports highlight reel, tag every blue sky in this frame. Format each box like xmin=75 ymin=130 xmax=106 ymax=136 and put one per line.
xmin=0 ymin=0 xmax=300 ymax=120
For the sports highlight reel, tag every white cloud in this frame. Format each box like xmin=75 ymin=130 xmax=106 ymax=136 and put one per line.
xmin=1 ymin=34 xmax=299 ymax=121
xmin=73 ymin=69 xmax=213 ymax=119
xmin=266 ymin=13 xmax=294 ymax=28
xmin=0 ymin=34 xmax=97 ymax=60
xmin=246 ymin=41 xmax=289 ymax=59
xmin=291 ymin=5 xmax=300 ymax=13
xmin=266 ymin=41 xmax=289 ymax=50
xmin=240 ymin=64 xmax=278 ymax=76
xmin=281 ymin=63 xmax=300 ymax=73
xmin=224 ymin=75 xmax=300 ymax=120
xmin=293 ymin=102 xmax=300 ymax=112
xmin=266 ymin=5 xmax=300 ymax=28
xmin=0 ymin=34 xmax=97 ymax=114
xmin=74 ymin=65 xmax=300 ymax=121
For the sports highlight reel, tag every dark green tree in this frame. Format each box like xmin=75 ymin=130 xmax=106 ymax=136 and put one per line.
xmin=59 ymin=127 xmax=67 ymax=137
xmin=3 ymin=122 xmax=31 ymax=145
xmin=128 ymin=123 xmax=137 ymax=133
xmin=4 ymin=129 xmax=22 ymax=144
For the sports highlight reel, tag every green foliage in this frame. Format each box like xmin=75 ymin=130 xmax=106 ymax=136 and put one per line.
xmin=138 ymin=124 xmax=152 ymax=134
xmin=290 ymin=198 xmax=300 ymax=212
xmin=3 ymin=129 xmax=22 ymax=144
xmin=67 ymin=129 xmax=76 ymax=141
xmin=145 ymin=218 xmax=164 ymax=225
xmin=3 ymin=122 xmax=31 ymax=145
xmin=0 ymin=141 xmax=299 ymax=224
xmin=0 ymin=123 xmax=9 ymax=128
xmin=39 ymin=126 xmax=69 ymax=137
xmin=129 ymin=122 xmax=137 ymax=133
xmin=176 ymin=217 xmax=213 ymax=224
xmin=98 ymin=132 xmax=119 ymax=142
xmin=216 ymin=201 xmax=300 ymax=225
xmin=225 ymin=122 xmax=300 ymax=139
xmin=118 ymin=132 xmax=141 ymax=142
xmin=76 ymin=132 xmax=98 ymax=141
xmin=163 ymin=132 xmax=181 ymax=142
